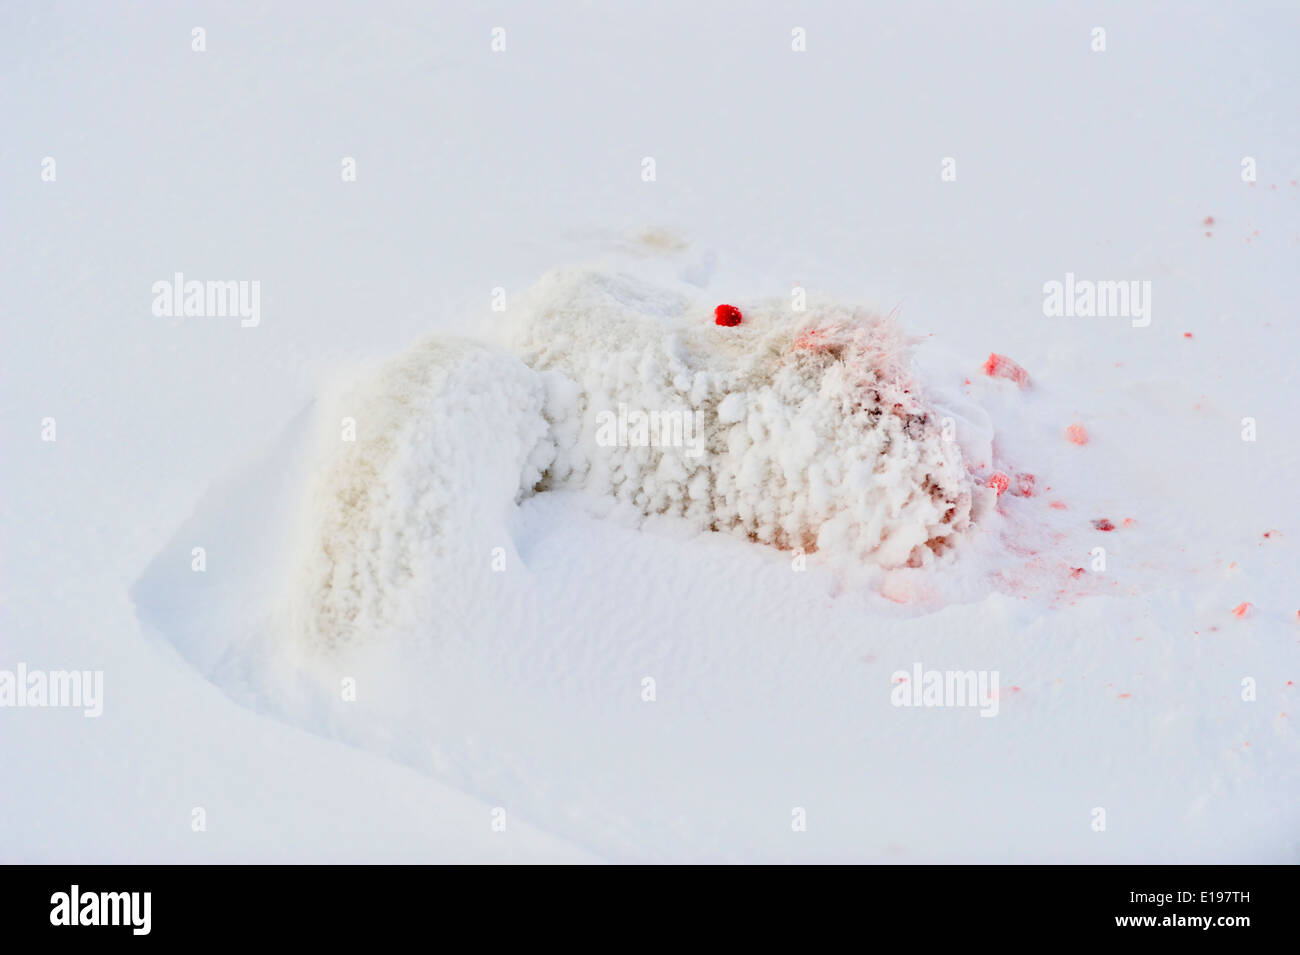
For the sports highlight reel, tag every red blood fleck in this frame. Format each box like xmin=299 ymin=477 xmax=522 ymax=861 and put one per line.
xmin=1203 ymin=216 xmax=1215 ymax=226
xmin=1093 ymin=518 xmax=1115 ymax=532
xmin=1205 ymin=231 xmax=1212 ymax=237
xmin=1183 ymin=332 xmax=1193 ymax=338
xmin=1231 ymin=601 xmax=1252 ymax=619
xmin=1122 ymin=517 xmax=1136 ymax=528
xmin=987 ymin=472 xmax=1011 ymax=495
xmin=982 ymin=353 xmax=1030 ymax=387
xmin=1065 ymin=423 xmax=1089 ymax=445
xmin=714 ymin=303 xmax=742 ymax=327
xmin=1117 ymin=693 xmax=1131 ymax=699
xmin=1070 ymin=567 xmax=1085 ymax=579
xmin=1049 ymin=500 xmax=1067 ymax=510
xmin=1012 ymin=472 xmax=1036 ymax=497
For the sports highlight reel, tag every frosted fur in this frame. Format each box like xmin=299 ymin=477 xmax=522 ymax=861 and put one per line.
xmin=293 ymin=340 xmax=554 ymax=648
xmin=295 ymin=268 xmax=984 ymax=647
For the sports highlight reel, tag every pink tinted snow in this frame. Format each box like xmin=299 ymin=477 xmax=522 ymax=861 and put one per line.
xmin=982 ymin=353 xmax=1030 ymax=387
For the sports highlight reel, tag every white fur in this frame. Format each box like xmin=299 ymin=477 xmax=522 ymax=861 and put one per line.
xmin=294 ymin=267 xmax=984 ymax=647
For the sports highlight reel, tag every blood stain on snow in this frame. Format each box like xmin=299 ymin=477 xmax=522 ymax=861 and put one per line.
xmin=1070 ymin=567 xmax=1085 ymax=579
xmin=1117 ymin=693 xmax=1132 ymax=700
xmin=1093 ymin=518 xmax=1115 ymax=532
xmin=1013 ymin=472 xmax=1036 ymax=497
xmin=1065 ymin=423 xmax=1089 ymax=445
xmin=1183 ymin=332 xmax=1194 ymax=339
xmin=982 ymin=353 xmax=1030 ymax=387
xmin=1203 ymin=216 xmax=1215 ymax=226
xmin=714 ymin=303 xmax=743 ymax=326
xmin=1231 ymin=601 xmax=1252 ymax=618
xmin=1049 ymin=500 xmax=1067 ymax=510
xmin=1122 ymin=518 xmax=1136 ymax=528
xmin=987 ymin=472 xmax=1011 ymax=495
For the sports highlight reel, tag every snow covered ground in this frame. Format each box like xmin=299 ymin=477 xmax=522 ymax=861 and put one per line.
xmin=2 ymin=1 xmax=1297 ymax=862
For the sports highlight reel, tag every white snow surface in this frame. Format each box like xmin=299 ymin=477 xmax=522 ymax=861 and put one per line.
xmin=2 ymin=1 xmax=1297 ymax=862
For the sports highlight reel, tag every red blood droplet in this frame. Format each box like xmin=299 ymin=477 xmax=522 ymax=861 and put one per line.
xmin=714 ymin=304 xmax=742 ymax=327
xmin=1065 ymin=423 xmax=1089 ymax=445
xmin=1183 ymin=332 xmax=1194 ymax=339
xmin=981 ymin=353 xmax=1030 ymax=387
xmin=1070 ymin=567 xmax=1085 ymax=579
xmin=1013 ymin=472 xmax=1036 ymax=497
xmin=1231 ymin=601 xmax=1252 ymax=619
xmin=1203 ymin=216 xmax=1215 ymax=226
xmin=1049 ymin=500 xmax=1067 ymax=510
xmin=1093 ymin=518 xmax=1115 ymax=532
xmin=987 ymin=472 xmax=1011 ymax=495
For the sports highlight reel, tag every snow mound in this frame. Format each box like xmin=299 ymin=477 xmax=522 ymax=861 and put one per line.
xmin=294 ymin=267 xmax=988 ymax=647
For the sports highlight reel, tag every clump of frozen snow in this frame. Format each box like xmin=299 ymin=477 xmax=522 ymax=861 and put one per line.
xmin=293 ymin=266 xmax=987 ymax=647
